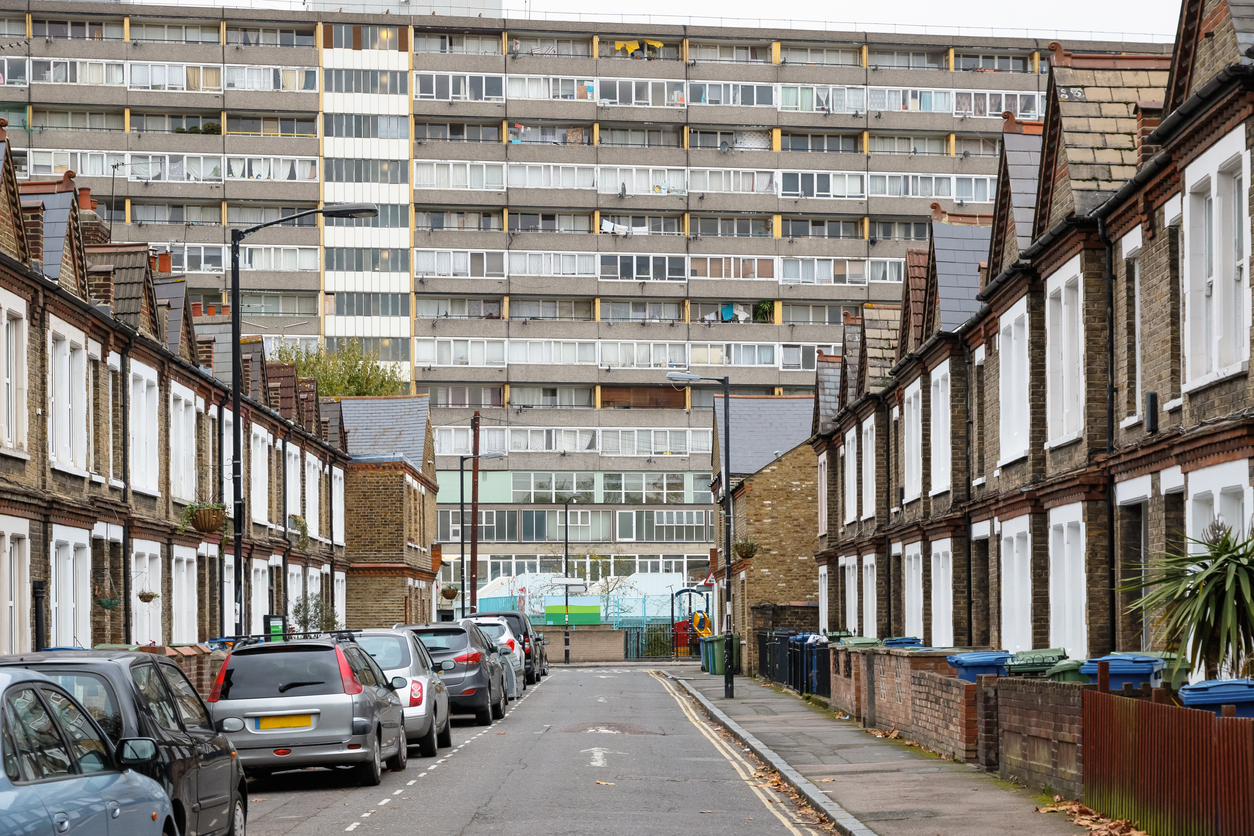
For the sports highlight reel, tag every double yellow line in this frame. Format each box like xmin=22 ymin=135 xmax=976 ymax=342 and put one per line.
xmin=648 ymin=671 xmax=820 ymax=836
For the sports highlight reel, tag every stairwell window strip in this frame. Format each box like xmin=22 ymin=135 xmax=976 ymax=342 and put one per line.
xmin=861 ymin=421 xmax=876 ymax=520
xmin=931 ymin=539 xmax=953 ymax=647
xmin=1001 ymin=514 xmax=1032 ymax=653
xmin=998 ymin=296 xmax=1030 ymax=464
xmin=0 ymin=288 xmax=26 ymax=454
xmin=1184 ymin=125 xmax=1251 ymax=389
xmin=130 ymin=360 xmax=159 ymax=496
xmin=903 ymin=379 xmax=923 ymax=501
xmin=817 ymin=453 xmax=828 ymax=537
xmin=1048 ymin=503 xmax=1086 ymax=660
xmin=1046 ymin=256 xmax=1084 ymax=445
xmin=843 ymin=428 xmax=857 ymax=524
xmin=930 ymin=361 xmax=951 ymax=495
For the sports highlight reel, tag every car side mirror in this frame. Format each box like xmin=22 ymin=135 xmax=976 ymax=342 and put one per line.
xmin=118 ymin=738 xmax=158 ymax=766
xmin=391 ymin=676 xmax=408 ymax=690
xmin=498 ymin=646 xmax=510 ymax=655
xmin=542 ymin=640 xmax=550 ymax=646
xmin=217 ymin=717 xmax=245 ymax=734
xmin=440 ymin=660 xmax=455 ymax=672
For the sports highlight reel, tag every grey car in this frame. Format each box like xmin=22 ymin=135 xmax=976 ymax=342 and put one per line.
xmin=357 ymin=629 xmax=452 ymax=757
xmin=207 ymin=634 xmax=408 ymax=786
xmin=398 ymin=621 xmax=507 ymax=726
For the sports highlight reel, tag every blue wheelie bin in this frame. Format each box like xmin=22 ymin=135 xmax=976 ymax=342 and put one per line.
xmin=947 ymin=651 xmax=1012 ymax=683
xmin=1081 ymin=654 xmax=1164 ymax=690
xmin=1179 ymin=680 xmax=1254 ymax=718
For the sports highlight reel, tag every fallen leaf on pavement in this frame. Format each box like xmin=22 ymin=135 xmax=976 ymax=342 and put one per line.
xmin=817 ymin=778 xmax=835 ymax=783
xmin=497 ymin=732 xmax=506 ymax=735
xmin=595 ymin=781 xmax=615 ymax=785
xmin=699 ymin=810 xmax=714 ymax=814
xmin=251 ymin=798 xmax=266 ymax=802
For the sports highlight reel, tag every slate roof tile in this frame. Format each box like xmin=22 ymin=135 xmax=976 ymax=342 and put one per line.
xmin=714 ymin=395 xmax=814 ymax=477
xmin=338 ymin=396 xmax=430 ymax=468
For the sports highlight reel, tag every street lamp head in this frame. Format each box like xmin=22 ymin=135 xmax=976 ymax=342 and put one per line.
xmin=478 ymin=451 xmax=505 ymax=460
xmin=566 ymin=492 xmax=581 ymax=504
xmin=666 ymin=371 xmax=702 ymax=383
xmin=321 ymin=202 xmax=379 ymax=219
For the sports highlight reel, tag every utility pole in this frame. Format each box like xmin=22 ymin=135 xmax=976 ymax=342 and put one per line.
xmin=470 ymin=411 xmax=481 ymax=611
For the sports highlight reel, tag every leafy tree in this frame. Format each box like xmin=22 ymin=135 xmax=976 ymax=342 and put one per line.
xmin=291 ymin=594 xmax=341 ymax=632
xmin=1123 ymin=519 xmax=1254 ymax=679
xmin=271 ymin=338 xmax=405 ymax=397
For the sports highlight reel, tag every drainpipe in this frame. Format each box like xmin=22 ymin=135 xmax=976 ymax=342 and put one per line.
xmin=121 ymin=341 xmax=132 ymax=645
xmin=1098 ymin=216 xmax=1118 ymax=655
xmin=963 ymin=342 xmax=975 ymax=646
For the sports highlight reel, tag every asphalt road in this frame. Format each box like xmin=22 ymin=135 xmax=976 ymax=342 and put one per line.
xmin=246 ymin=667 xmax=823 ymax=836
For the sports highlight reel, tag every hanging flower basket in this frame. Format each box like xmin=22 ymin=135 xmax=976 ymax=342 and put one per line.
xmin=137 ymin=590 xmax=159 ymax=604
xmin=733 ymin=540 xmax=759 ymax=561
xmin=191 ymin=506 xmax=227 ymax=534
xmin=440 ymin=586 xmax=459 ymax=601
xmin=96 ymin=597 xmax=121 ymax=611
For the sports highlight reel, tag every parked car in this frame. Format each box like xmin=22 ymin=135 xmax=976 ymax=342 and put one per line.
xmin=398 ymin=621 xmax=507 ymax=726
xmin=357 ymin=629 xmax=452 ymax=756
xmin=470 ymin=617 xmax=523 ymax=699
xmin=0 ymin=666 xmax=178 ymax=836
xmin=207 ymin=633 xmax=408 ymax=786
xmin=0 ymin=650 xmax=247 ymax=836
xmin=474 ymin=610 xmax=548 ymax=683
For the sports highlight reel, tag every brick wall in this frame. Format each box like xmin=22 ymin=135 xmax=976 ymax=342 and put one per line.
xmin=829 ymin=646 xmax=862 ymax=718
xmin=552 ymin=624 xmax=625 ymax=662
xmin=996 ymin=677 xmax=1084 ymax=798
xmin=910 ymin=670 xmax=977 ymax=762
xmin=862 ymin=648 xmax=955 ymax=732
xmin=975 ymin=673 xmax=1000 ymax=769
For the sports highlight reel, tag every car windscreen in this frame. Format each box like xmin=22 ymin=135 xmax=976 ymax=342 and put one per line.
xmin=414 ymin=630 xmax=469 ymax=654
xmin=38 ymin=671 xmax=124 ymax=744
xmin=484 ymin=614 xmax=526 ymax=637
xmin=358 ymin=635 xmax=410 ymax=670
xmin=218 ymin=647 xmax=342 ymax=700
xmin=475 ymin=623 xmax=507 ymax=640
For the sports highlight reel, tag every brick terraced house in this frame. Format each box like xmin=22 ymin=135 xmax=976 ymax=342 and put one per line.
xmin=810 ymin=14 xmax=1254 ymax=668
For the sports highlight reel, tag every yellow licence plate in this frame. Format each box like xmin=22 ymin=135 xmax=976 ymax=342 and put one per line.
xmin=256 ymin=714 xmax=312 ymax=730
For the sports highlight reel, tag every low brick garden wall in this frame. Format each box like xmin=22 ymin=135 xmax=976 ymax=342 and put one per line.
xmin=993 ymin=677 xmax=1084 ymax=798
xmin=910 ymin=670 xmax=977 ymax=762
xmin=829 ymin=647 xmax=862 ymax=717
xmin=861 ymin=648 xmax=958 ymax=733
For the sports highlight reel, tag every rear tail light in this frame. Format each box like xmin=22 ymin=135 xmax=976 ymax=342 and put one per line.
xmin=409 ymin=679 xmax=423 ymax=707
xmin=460 ymin=688 xmax=477 ymax=696
xmin=524 ymin=637 xmax=531 ymax=654
xmin=453 ymin=651 xmax=482 ymax=665
xmin=506 ymin=639 xmax=516 ymax=652
xmin=207 ymin=652 xmax=231 ymax=702
xmin=335 ymin=646 xmax=363 ymax=695
xmin=273 ymin=749 xmax=291 ymax=756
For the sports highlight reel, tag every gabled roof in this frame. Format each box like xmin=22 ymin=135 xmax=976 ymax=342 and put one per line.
xmin=924 ymin=222 xmax=990 ymax=337
xmin=338 ymin=396 xmax=431 ymax=468
xmin=85 ymin=243 xmax=163 ymax=339
xmin=988 ymin=116 xmax=1045 ymax=280
xmin=812 ymin=352 xmax=842 ymax=437
xmin=21 ymin=174 xmax=90 ymax=301
xmin=857 ymin=304 xmax=900 ymax=398
xmin=838 ymin=315 xmax=862 ymax=411
xmin=713 ymin=395 xmax=814 ymax=477
xmin=241 ymin=338 xmax=270 ymax=404
xmin=0 ymin=123 xmax=30 ymax=267
xmin=1165 ymin=0 xmax=1254 ymax=116
xmin=267 ymin=362 xmax=298 ymax=420
xmin=153 ymin=277 xmax=197 ymax=363
xmin=1035 ymin=45 xmax=1172 ymax=236
xmin=897 ymin=248 xmax=929 ymax=362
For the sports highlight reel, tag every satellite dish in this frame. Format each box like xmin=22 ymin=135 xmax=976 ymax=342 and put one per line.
xmin=719 ymin=140 xmax=730 ymax=154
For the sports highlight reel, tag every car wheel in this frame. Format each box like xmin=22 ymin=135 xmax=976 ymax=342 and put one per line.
xmin=357 ymin=734 xmax=383 ymax=786
xmin=227 ymin=792 xmax=247 ymax=836
xmin=524 ymin=665 xmax=537 ymax=685
xmin=491 ymin=681 xmax=506 ymax=719
xmin=386 ymin=727 xmax=408 ymax=771
xmin=475 ymin=689 xmax=493 ymax=726
xmin=436 ymin=714 xmax=453 ymax=748
xmin=417 ymin=717 xmax=438 ymax=757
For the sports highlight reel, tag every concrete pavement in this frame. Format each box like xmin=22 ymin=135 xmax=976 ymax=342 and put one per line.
xmin=246 ymin=667 xmax=827 ymax=835
xmin=669 ymin=670 xmax=1079 ymax=836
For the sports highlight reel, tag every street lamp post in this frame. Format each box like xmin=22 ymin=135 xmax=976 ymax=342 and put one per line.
xmin=563 ymin=493 xmax=581 ymax=664
xmin=667 ymin=371 xmax=734 ymax=699
xmin=230 ymin=203 xmax=377 ymax=637
xmin=459 ymin=451 xmax=504 ymax=617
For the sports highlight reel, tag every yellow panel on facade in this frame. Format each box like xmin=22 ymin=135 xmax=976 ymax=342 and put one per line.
xmin=124 ymin=199 xmax=131 ymax=224
xmin=771 ymin=128 xmax=781 ymax=152
xmin=685 ymin=387 xmax=691 ymax=410
xmin=949 ymin=133 xmax=956 ymax=156
xmin=593 ymin=298 xmax=601 ymax=321
xmin=594 ymin=385 xmax=602 ymax=409
xmin=773 ymin=301 xmax=782 ymax=324
xmin=863 ymin=217 xmax=870 ymax=239
xmin=683 ymin=299 xmax=690 ymax=323
xmin=771 ymin=42 xmax=781 ymax=64
xmin=220 ymin=21 xmax=227 ymax=42
xmin=772 ymin=214 xmax=782 ymax=238
xmin=682 ymin=212 xmax=690 ymax=237
xmin=503 ymin=384 xmax=510 ymax=405
xmin=1033 ymin=51 xmax=1040 ymax=74
xmin=593 ymin=122 xmax=600 ymax=145
xmin=120 ymin=17 xmax=127 ymax=41
xmin=593 ymin=209 xmax=600 ymax=232
xmin=774 ymin=387 xmax=784 ymax=396
xmin=683 ymin=126 xmax=690 ymax=150
xmin=502 ymin=207 xmax=509 ymax=230
xmin=502 ymin=296 xmax=509 ymax=319
xmin=681 ymin=39 xmax=689 ymax=62
xmin=948 ymin=47 xmax=955 ymax=71
xmin=123 ymin=107 xmax=130 ymax=132
xmin=502 ymin=120 xmax=508 ymax=143
xmin=591 ymin=34 xmax=599 ymax=55
xmin=502 ymin=32 xmax=509 ymax=54
xmin=861 ymin=44 xmax=868 ymax=68
xmin=862 ymin=130 xmax=869 ymax=154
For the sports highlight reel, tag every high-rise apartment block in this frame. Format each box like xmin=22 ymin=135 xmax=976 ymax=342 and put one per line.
xmin=1 ymin=0 xmax=1142 ymax=603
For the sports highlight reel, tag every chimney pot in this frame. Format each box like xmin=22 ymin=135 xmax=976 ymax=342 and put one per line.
xmin=157 ymin=252 xmax=172 ymax=273
xmin=77 ymin=187 xmax=92 ymax=210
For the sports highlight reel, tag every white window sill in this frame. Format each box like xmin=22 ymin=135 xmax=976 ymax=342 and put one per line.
xmin=860 ymin=513 xmax=875 ymax=522
xmin=996 ymin=451 xmax=1028 ymax=468
xmin=132 ymin=485 xmax=161 ymax=499
xmin=1043 ymin=431 xmax=1082 ymax=451
xmin=1119 ymin=414 xmax=1142 ymax=430
xmin=1163 ymin=397 xmax=1183 ymax=412
xmin=1182 ymin=361 xmax=1248 ymax=395
xmin=903 ymin=492 xmax=922 ymax=505
xmin=891 ymin=506 xmax=901 ymax=515
xmin=842 ymin=517 xmax=856 ymax=526
xmin=929 ymin=486 xmax=951 ymax=498
xmin=51 ymin=461 xmax=90 ymax=479
xmin=0 ymin=446 xmax=29 ymax=461
xmin=971 ymin=477 xmax=986 ymax=487
xmin=108 ymin=478 xmax=125 ymax=489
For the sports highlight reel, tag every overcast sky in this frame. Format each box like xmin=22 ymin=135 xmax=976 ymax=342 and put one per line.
xmin=498 ymin=0 xmax=1182 ymax=42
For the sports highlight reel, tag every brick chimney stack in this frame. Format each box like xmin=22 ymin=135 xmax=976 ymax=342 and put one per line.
xmin=1134 ymin=102 xmax=1164 ymax=167
xmin=77 ymin=187 xmax=110 ymax=246
xmin=21 ymin=201 xmax=43 ymax=269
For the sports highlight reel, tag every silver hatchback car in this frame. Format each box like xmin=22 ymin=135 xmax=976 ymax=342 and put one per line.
xmin=207 ymin=634 xmax=408 ymax=786
xmin=357 ymin=629 xmax=452 ymax=757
